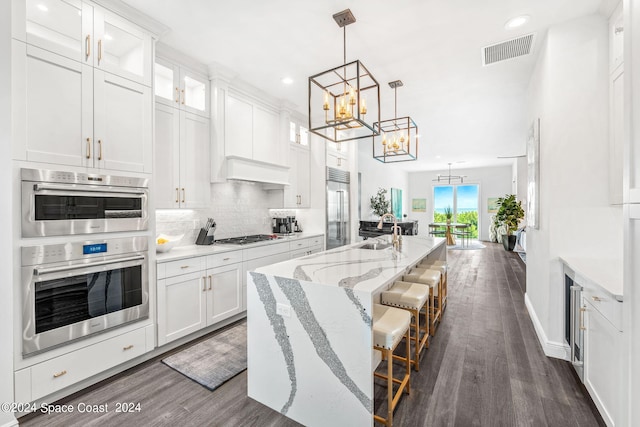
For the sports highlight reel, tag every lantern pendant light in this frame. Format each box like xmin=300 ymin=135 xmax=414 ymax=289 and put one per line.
xmin=308 ymin=9 xmax=381 ymax=143
xmin=372 ymin=80 xmax=419 ymax=163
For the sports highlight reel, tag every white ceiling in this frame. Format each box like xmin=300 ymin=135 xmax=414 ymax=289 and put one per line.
xmin=122 ymin=0 xmax=607 ymax=172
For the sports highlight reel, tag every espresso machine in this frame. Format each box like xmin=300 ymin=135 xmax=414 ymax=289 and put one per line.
xmin=272 ymin=215 xmax=295 ymax=234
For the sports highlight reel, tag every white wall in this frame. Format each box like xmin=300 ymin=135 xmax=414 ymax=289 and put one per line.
xmin=407 ymin=166 xmax=513 ymax=241
xmin=357 ymin=142 xmax=409 ymax=224
xmin=525 ymin=14 xmax=623 ymax=356
xmin=1 ymin=1 xmax=17 ymax=425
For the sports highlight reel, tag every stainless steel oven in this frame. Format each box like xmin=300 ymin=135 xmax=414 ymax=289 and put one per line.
xmin=21 ymin=237 xmax=149 ymax=356
xmin=21 ymin=168 xmax=148 ymax=237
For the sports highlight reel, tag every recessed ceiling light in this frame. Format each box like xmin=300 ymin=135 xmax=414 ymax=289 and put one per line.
xmin=37 ymin=4 xmax=48 ymax=11
xmin=104 ymin=33 xmax=113 ymax=41
xmin=281 ymin=77 xmax=293 ymax=85
xmin=505 ymin=15 xmax=530 ymax=30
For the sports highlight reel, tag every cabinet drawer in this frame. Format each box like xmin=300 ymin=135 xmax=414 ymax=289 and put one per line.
xmin=289 ymin=238 xmax=310 ymax=251
xmin=244 ymin=241 xmax=290 ymax=260
xmin=164 ymin=257 xmax=206 ymax=278
xmin=30 ymin=327 xmax=147 ymax=401
xmin=290 ymin=249 xmax=310 ymax=259
xmin=583 ymin=287 xmax=622 ymax=331
xmin=308 ymin=236 xmax=324 ymax=247
xmin=309 ymin=244 xmax=323 ymax=254
xmin=207 ymin=250 xmax=243 ymax=268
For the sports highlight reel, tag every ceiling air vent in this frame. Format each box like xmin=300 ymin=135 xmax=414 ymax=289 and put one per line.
xmin=482 ymin=33 xmax=535 ymax=66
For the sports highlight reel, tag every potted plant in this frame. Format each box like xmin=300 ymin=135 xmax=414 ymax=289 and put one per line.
xmin=495 ymin=194 xmax=524 ymax=251
xmin=444 ymin=206 xmax=453 ymax=224
xmin=370 ymin=188 xmax=391 ymax=219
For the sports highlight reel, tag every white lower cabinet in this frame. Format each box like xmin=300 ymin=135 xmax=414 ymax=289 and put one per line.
xmin=205 ymin=262 xmax=243 ymax=325
xmin=14 ymin=325 xmax=153 ymax=403
xmin=584 ymin=298 xmax=623 ymax=427
xmin=157 ymin=255 xmax=243 ymax=346
xmin=157 ymin=270 xmax=208 ymax=346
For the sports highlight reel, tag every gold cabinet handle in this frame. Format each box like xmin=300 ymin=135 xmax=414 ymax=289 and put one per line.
xmin=98 ymin=139 xmax=103 ymax=160
xmin=86 ymin=137 xmax=91 ymax=159
xmin=85 ymin=35 xmax=91 ymax=59
xmin=98 ymin=39 xmax=102 ymax=63
xmin=337 ymin=157 xmax=342 ymax=167
xmin=580 ymin=307 xmax=586 ymax=331
xmin=180 ymin=265 xmax=190 ymax=269
xmin=182 ymin=188 xmax=185 ymax=203
xmin=591 ymin=296 xmax=605 ymax=302
xmin=181 ymin=89 xmax=185 ymax=105
xmin=208 ymin=275 xmax=212 ymax=290
xmin=223 ymin=257 xmax=231 ymax=261
xmin=202 ymin=276 xmax=207 ymax=291
xmin=53 ymin=370 xmax=67 ymax=378
xmin=175 ymin=188 xmax=180 ymax=203
xmin=123 ymin=344 xmax=134 ymax=351
xmin=175 ymin=87 xmax=180 ymax=103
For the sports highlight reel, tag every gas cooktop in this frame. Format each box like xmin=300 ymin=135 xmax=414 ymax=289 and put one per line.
xmin=214 ymin=234 xmax=279 ymax=245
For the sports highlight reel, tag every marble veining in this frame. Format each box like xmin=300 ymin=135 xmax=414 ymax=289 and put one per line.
xmin=274 ymin=276 xmax=373 ymax=413
xmin=250 ymin=272 xmax=298 ymax=414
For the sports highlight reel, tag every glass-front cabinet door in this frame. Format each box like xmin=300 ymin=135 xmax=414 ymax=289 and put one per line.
xmin=25 ymin=0 xmax=92 ymax=63
xmin=181 ymin=70 xmax=208 ymax=116
xmin=93 ymin=7 xmax=152 ymax=86
xmin=154 ymin=59 xmax=179 ymax=107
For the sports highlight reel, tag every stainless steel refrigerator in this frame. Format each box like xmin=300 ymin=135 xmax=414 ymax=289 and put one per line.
xmin=326 ymin=167 xmax=350 ymax=249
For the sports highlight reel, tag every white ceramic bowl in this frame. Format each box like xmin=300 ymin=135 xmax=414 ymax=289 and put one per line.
xmin=156 ymin=234 xmax=183 ymax=253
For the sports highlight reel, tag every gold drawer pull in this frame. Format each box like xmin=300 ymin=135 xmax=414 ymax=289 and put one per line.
xmin=53 ymin=370 xmax=67 ymax=378
xmin=123 ymin=345 xmax=134 ymax=351
xmin=223 ymin=257 xmax=231 ymax=261
xmin=591 ymin=296 xmax=607 ymax=302
xmin=180 ymin=265 xmax=190 ymax=269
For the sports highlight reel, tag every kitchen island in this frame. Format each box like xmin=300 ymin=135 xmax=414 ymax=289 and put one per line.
xmin=247 ymin=236 xmax=446 ymax=426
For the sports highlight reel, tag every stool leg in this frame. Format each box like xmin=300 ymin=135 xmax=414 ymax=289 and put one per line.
xmin=412 ymin=308 xmax=419 ymax=371
xmin=405 ymin=328 xmax=411 ymax=395
xmin=387 ymin=348 xmax=393 ymax=427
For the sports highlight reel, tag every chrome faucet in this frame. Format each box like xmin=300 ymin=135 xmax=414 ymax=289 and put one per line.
xmin=377 ymin=213 xmax=401 ymax=250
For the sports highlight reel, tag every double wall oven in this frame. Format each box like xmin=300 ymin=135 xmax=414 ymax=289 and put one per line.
xmin=20 ymin=168 xmax=150 ymax=356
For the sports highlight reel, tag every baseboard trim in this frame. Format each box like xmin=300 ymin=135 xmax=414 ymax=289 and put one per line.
xmin=524 ymin=293 xmax=569 ymax=360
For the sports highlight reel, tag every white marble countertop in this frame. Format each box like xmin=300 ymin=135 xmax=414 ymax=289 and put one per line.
xmin=255 ymin=235 xmax=446 ymax=295
xmin=560 ymin=255 xmax=623 ymax=301
xmin=156 ymin=232 xmax=324 ymax=263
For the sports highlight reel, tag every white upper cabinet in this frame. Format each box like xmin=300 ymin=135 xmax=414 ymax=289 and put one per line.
xmin=154 ymin=103 xmax=210 ymax=209
xmin=289 ymin=119 xmax=309 ymax=146
xmin=12 ymin=0 xmax=154 ymax=173
xmin=93 ymin=7 xmax=152 ymax=86
xmin=154 ymin=57 xmax=209 ymax=117
xmin=610 ymin=2 xmax=624 ymax=73
xmin=284 ymin=144 xmax=310 ymax=208
xmin=22 ymin=0 xmax=91 ymax=63
xmin=224 ymin=89 xmax=284 ymax=167
xmin=14 ymin=42 xmax=93 ymax=167
xmin=16 ymin=0 xmax=152 ymax=86
xmin=609 ymin=3 xmax=624 ymax=205
xmin=94 ymin=70 xmax=151 ymax=172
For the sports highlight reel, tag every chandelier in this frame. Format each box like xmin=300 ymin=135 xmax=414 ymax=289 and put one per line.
xmin=308 ymin=9 xmax=380 ymax=143
xmin=433 ymin=163 xmax=466 ymax=184
xmin=372 ymin=80 xmax=419 ymax=163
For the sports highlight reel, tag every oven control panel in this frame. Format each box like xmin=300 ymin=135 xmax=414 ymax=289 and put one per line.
xmin=21 ymin=167 xmax=149 ymax=188
xmin=21 ymin=237 xmax=148 ymax=266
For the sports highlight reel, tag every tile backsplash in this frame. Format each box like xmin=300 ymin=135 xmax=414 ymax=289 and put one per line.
xmin=156 ymin=181 xmax=276 ymax=246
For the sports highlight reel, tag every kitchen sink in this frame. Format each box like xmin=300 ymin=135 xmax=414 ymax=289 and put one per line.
xmin=359 ymin=242 xmax=392 ymax=250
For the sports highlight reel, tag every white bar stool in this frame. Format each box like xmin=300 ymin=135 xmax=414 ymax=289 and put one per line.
xmin=418 ymin=261 xmax=448 ymax=311
xmin=381 ymin=280 xmax=431 ymax=371
xmin=403 ymin=268 xmax=442 ymax=336
xmin=373 ymin=304 xmax=412 ymax=427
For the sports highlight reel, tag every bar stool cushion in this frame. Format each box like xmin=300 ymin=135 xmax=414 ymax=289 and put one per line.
xmin=416 ymin=264 xmax=447 ymax=275
xmin=381 ymin=281 xmax=429 ymax=311
xmin=419 ymin=260 xmax=447 ymax=270
xmin=373 ymin=304 xmax=412 ymax=350
xmin=405 ymin=269 xmax=440 ymax=286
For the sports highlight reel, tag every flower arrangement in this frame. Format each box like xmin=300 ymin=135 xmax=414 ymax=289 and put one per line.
xmin=370 ymin=188 xmax=390 ymax=217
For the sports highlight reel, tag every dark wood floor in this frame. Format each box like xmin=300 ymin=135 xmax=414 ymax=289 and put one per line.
xmin=20 ymin=243 xmax=604 ymax=427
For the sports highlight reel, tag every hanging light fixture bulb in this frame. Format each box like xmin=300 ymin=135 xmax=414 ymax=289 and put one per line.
xmin=308 ymin=9 xmax=381 ymax=143
xmin=372 ymin=80 xmax=419 ymax=163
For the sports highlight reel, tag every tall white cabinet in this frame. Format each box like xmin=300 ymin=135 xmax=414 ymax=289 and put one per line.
xmin=12 ymin=0 xmax=153 ymax=173
xmin=154 ymin=53 xmax=210 ymax=209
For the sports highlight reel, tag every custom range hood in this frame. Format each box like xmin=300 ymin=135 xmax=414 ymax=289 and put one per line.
xmin=226 ymin=156 xmax=290 ymax=186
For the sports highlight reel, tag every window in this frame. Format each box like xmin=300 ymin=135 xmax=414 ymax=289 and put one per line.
xmin=433 ymin=184 xmax=479 ymax=238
